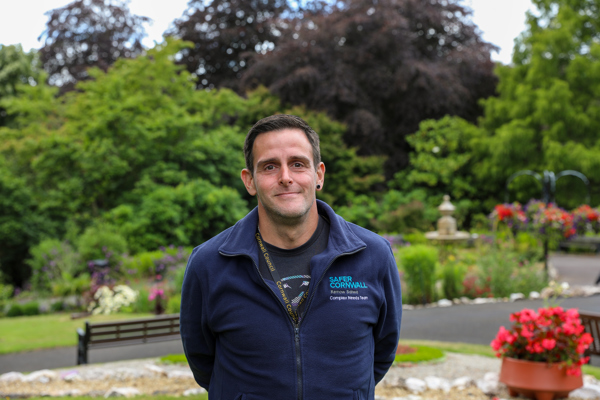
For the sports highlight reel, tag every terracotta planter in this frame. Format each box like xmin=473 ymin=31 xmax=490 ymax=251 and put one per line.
xmin=499 ymin=357 xmax=583 ymax=400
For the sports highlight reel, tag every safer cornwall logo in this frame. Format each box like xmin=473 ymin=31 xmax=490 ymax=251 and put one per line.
xmin=329 ymin=275 xmax=367 ymax=289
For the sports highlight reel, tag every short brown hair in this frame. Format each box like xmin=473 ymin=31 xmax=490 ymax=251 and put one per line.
xmin=243 ymin=114 xmax=321 ymax=174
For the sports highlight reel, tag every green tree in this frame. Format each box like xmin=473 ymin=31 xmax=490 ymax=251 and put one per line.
xmin=391 ymin=116 xmax=484 ymax=227
xmin=0 ymin=44 xmax=41 ymax=126
xmin=475 ymin=0 xmax=600 ymax=209
xmin=0 ymin=38 xmax=383 ymax=286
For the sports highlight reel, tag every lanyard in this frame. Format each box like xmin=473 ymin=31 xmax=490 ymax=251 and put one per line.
xmin=255 ymin=231 xmax=309 ymax=324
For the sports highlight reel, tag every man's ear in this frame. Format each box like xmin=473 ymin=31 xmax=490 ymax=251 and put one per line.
xmin=316 ymin=162 xmax=325 ymax=190
xmin=241 ymin=168 xmax=257 ymax=196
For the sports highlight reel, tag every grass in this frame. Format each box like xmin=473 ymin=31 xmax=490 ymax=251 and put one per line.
xmin=0 ymin=312 xmax=153 ymax=354
xmin=399 ymin=339 xmax=496 ymax=358
xmin=160 ymin=353 xmax=188 ymax=364
xmin=394 ymin=345 xmax=444 ymax=363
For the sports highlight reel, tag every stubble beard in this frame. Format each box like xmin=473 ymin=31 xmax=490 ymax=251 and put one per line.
xmin=257 ymin=195 xmax=313 ymax=227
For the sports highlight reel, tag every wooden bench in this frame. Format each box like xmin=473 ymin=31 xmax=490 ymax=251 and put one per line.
xmin=77 ymin=314 xmax=180 ymax=365
xmin=559 ymin=236 xmax=600 ymax=253
xmin=580 ymin=311 xmax=600 ymax=362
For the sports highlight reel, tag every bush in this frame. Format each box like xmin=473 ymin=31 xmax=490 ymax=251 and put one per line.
xmin=173 ymin=267 xmax=186 ymax=294
xmin=6 ymin=303 xmax=23 ymax=317
xmin=21 ymin=301 xmax=40 ymax=316
xmin=131 ymin=288 xmax=153 ymax=313
xmin=475 ymin=251 xmax=547 ymax=298
xmin=166 ymin=295 xmax=181 ymax=314
xmin=441 ymin=261 xmax=464 ymax=300
xmin=398 ymin=245 xmax=438 ymax=304
xmin=77 ymin=225 xmax=128 ymax=264
xmin=26 ymin=239 xmax=83 ymax=291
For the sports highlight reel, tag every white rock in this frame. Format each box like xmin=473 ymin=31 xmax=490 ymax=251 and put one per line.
xmin=459 ymin=297 xmax=471 ymax=304
xmin=569 ymin=386 xmax=600 ymax=400
xmin=451 ymin=376 xmax=474 ymax=390
xmin=476 ymin=372 xmax=499 ymax=394
xmin=509 ymin=293 xmax=524 ymax=301
xmin=424 ymin=376 xmax=451 ymax=392
xmin=183 ymin=388 xmax=207 ymax=396
xmin=584 ymin=375 xmax=600 ymax=385
xmin=380 ymin=374 xmax=405 ymax=388
xmin=144 ymin=364 xmax=167 ymax=376
xmin=56 ymin=389 xmax=82 ymax=396
xmin=405 ymin=377 xmax=427 ymax=393
xmin=23 ymin=369 xmax=58 ymax=383
xmin=402 ymin=304 xmax=415 ymax=310
xmin=167 ymin=370 xmax=194 ymax=379
xmin=0 ymin=372 xmax=24 ymax=382
xmin=473 ymin=298 xmax=491 ymax=304
xmin=62 ymin=371 xmax=82 ymax=382
xmin=437 ymin=299 xmax=452 ymax=307
xmin=452 ymin=298 xmax=461 ymax=304
xmin=104 ymin=387 xmax=142 ymax=398
xmin=529 ymin=291 xmax=540 ymax=299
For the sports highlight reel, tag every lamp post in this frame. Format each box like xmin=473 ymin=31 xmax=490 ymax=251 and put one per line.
xmin=504 ymin=170 xmax=590 ymax=273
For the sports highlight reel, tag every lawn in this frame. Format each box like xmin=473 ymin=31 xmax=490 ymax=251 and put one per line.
xmin=0 ymin=313 xmax=153 ymax=354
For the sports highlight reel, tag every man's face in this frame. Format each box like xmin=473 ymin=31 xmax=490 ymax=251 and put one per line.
xmin=241 ymin=129 xmax=325 ymax=225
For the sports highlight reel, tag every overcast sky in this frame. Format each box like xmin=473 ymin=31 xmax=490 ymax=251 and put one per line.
xmin=0 ymin=0 xmax=534 ymax=65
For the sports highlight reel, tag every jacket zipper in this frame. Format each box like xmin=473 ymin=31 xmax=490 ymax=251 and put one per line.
xmin=220 ymin=246 xmax=365 ymax=400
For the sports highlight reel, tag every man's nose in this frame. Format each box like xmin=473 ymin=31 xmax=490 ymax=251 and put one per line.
xmin=279 ymin=166 xmax=293 ymax=186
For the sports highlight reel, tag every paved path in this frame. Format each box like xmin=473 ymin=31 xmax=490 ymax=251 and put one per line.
xmin=1 ymin=254 xmax=599 ymax=374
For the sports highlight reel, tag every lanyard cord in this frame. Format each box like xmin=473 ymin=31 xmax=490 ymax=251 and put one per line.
xmin=255 ymin=231 xmax=309 ymax=324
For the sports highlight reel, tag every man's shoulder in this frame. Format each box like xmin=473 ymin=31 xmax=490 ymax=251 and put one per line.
xmin=188 ymin=225 xmax=236 ymax=264
xmin=344 ymin=219 xmax=392 ymax=251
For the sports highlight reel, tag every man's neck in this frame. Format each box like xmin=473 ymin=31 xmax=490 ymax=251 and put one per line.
xmin=257 ymin=207 xmax=319 ymax=249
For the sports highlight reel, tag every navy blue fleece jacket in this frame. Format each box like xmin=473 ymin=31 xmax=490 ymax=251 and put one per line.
xmin=180 ymin=200 xmax=402 ymax=400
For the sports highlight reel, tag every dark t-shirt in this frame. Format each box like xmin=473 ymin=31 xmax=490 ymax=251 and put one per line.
xmin=258 ymin=215 xmax=330 ymax=316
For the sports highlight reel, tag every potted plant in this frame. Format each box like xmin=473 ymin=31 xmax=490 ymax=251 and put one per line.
xmin=491 ymin=307 xmax=593 ymax=400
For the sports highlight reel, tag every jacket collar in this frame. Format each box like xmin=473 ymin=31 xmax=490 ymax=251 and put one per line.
xmin=218 ymin=200 xmax=365 ymax=260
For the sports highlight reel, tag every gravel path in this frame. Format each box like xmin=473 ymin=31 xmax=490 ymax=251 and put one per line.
xmin=1 ymin=354 xmax=598 ymax=399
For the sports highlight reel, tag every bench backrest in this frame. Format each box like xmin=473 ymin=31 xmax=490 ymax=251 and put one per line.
xmin=580 ymin=311 xmax=600 ymax=357
xmin=85 ymin=314 xmax=180 ymax=348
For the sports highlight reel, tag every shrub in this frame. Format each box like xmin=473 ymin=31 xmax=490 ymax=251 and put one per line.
xmin=77 ymin=225 xmax=128 ymax=264
xmin=6 ymin=303 xmax=23 ymax=317
xmin=131 ymin=288 xmax=153 ymax=313
xmin=166 ymin=295 xmax=181 ymax=314
xmin=26 ymin=239 xmax=83 ymax=291
xmin=398 ymin=245 xmax=438 ymax=304
xmin=21 ymin=301 xmax=40 ymax=316
xmin=441 ymin=261 xmax=464 ymax=300
xmin=173 ymin=267 xmax=186 ymax=294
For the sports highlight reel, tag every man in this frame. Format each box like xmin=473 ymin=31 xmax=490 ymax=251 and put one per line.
xmin=180 ymin=114 xmax=402 ymax=399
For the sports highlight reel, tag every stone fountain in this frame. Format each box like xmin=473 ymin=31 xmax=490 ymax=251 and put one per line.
xmin=425 ymin=195 xmax=470 ymax=242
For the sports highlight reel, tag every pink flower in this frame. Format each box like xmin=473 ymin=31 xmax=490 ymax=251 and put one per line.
xmin=541 ymin=339 xmax=556 ymax=350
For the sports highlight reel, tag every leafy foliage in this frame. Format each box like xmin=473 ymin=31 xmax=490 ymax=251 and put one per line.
xmin=475 ymin=0 xmax=600 ymax=209
xmin=397 ymin=244 xmax=438 ymax=304
xmin=0 ymin=38 xmax=382 ymax=287
xmin=241 ymin=0 xmax=498 ymax=175
xmin=168 ymin=0 xmax=289 ymax=90
xmin=38 ymin=0 xmax=150 ymax=91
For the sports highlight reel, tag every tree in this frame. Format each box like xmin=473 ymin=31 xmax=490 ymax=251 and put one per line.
xmin=0 ymin=45 xmax=41 ymax=126
xmin=168 ymin=0 xmax=289 ymax=90
xmin=241 ymin=0 xmax=498 ymax=176
xmin=474 ymin=0 xmax=600 ymax=209
xmin=0 ymin=39 xmax=383 ymax=286
xmin=38 ymin=0 xmax=149 ymax=92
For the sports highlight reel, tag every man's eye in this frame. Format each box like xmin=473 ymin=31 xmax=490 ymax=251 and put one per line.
xmin=265 ymin=165 xmax=275 ymax=170
xmin=293 ymin=162 xmax=303 ymax=168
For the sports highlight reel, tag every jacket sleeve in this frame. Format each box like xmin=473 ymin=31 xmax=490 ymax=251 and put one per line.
xmin=180 ymin=250 xmax=215 ymax=390
xmin=373 ymin=243 xmax=402 ymax=383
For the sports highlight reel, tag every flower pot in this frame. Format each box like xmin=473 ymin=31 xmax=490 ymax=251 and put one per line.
xmin=499 ymin=357 xmax=583 ymax=400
